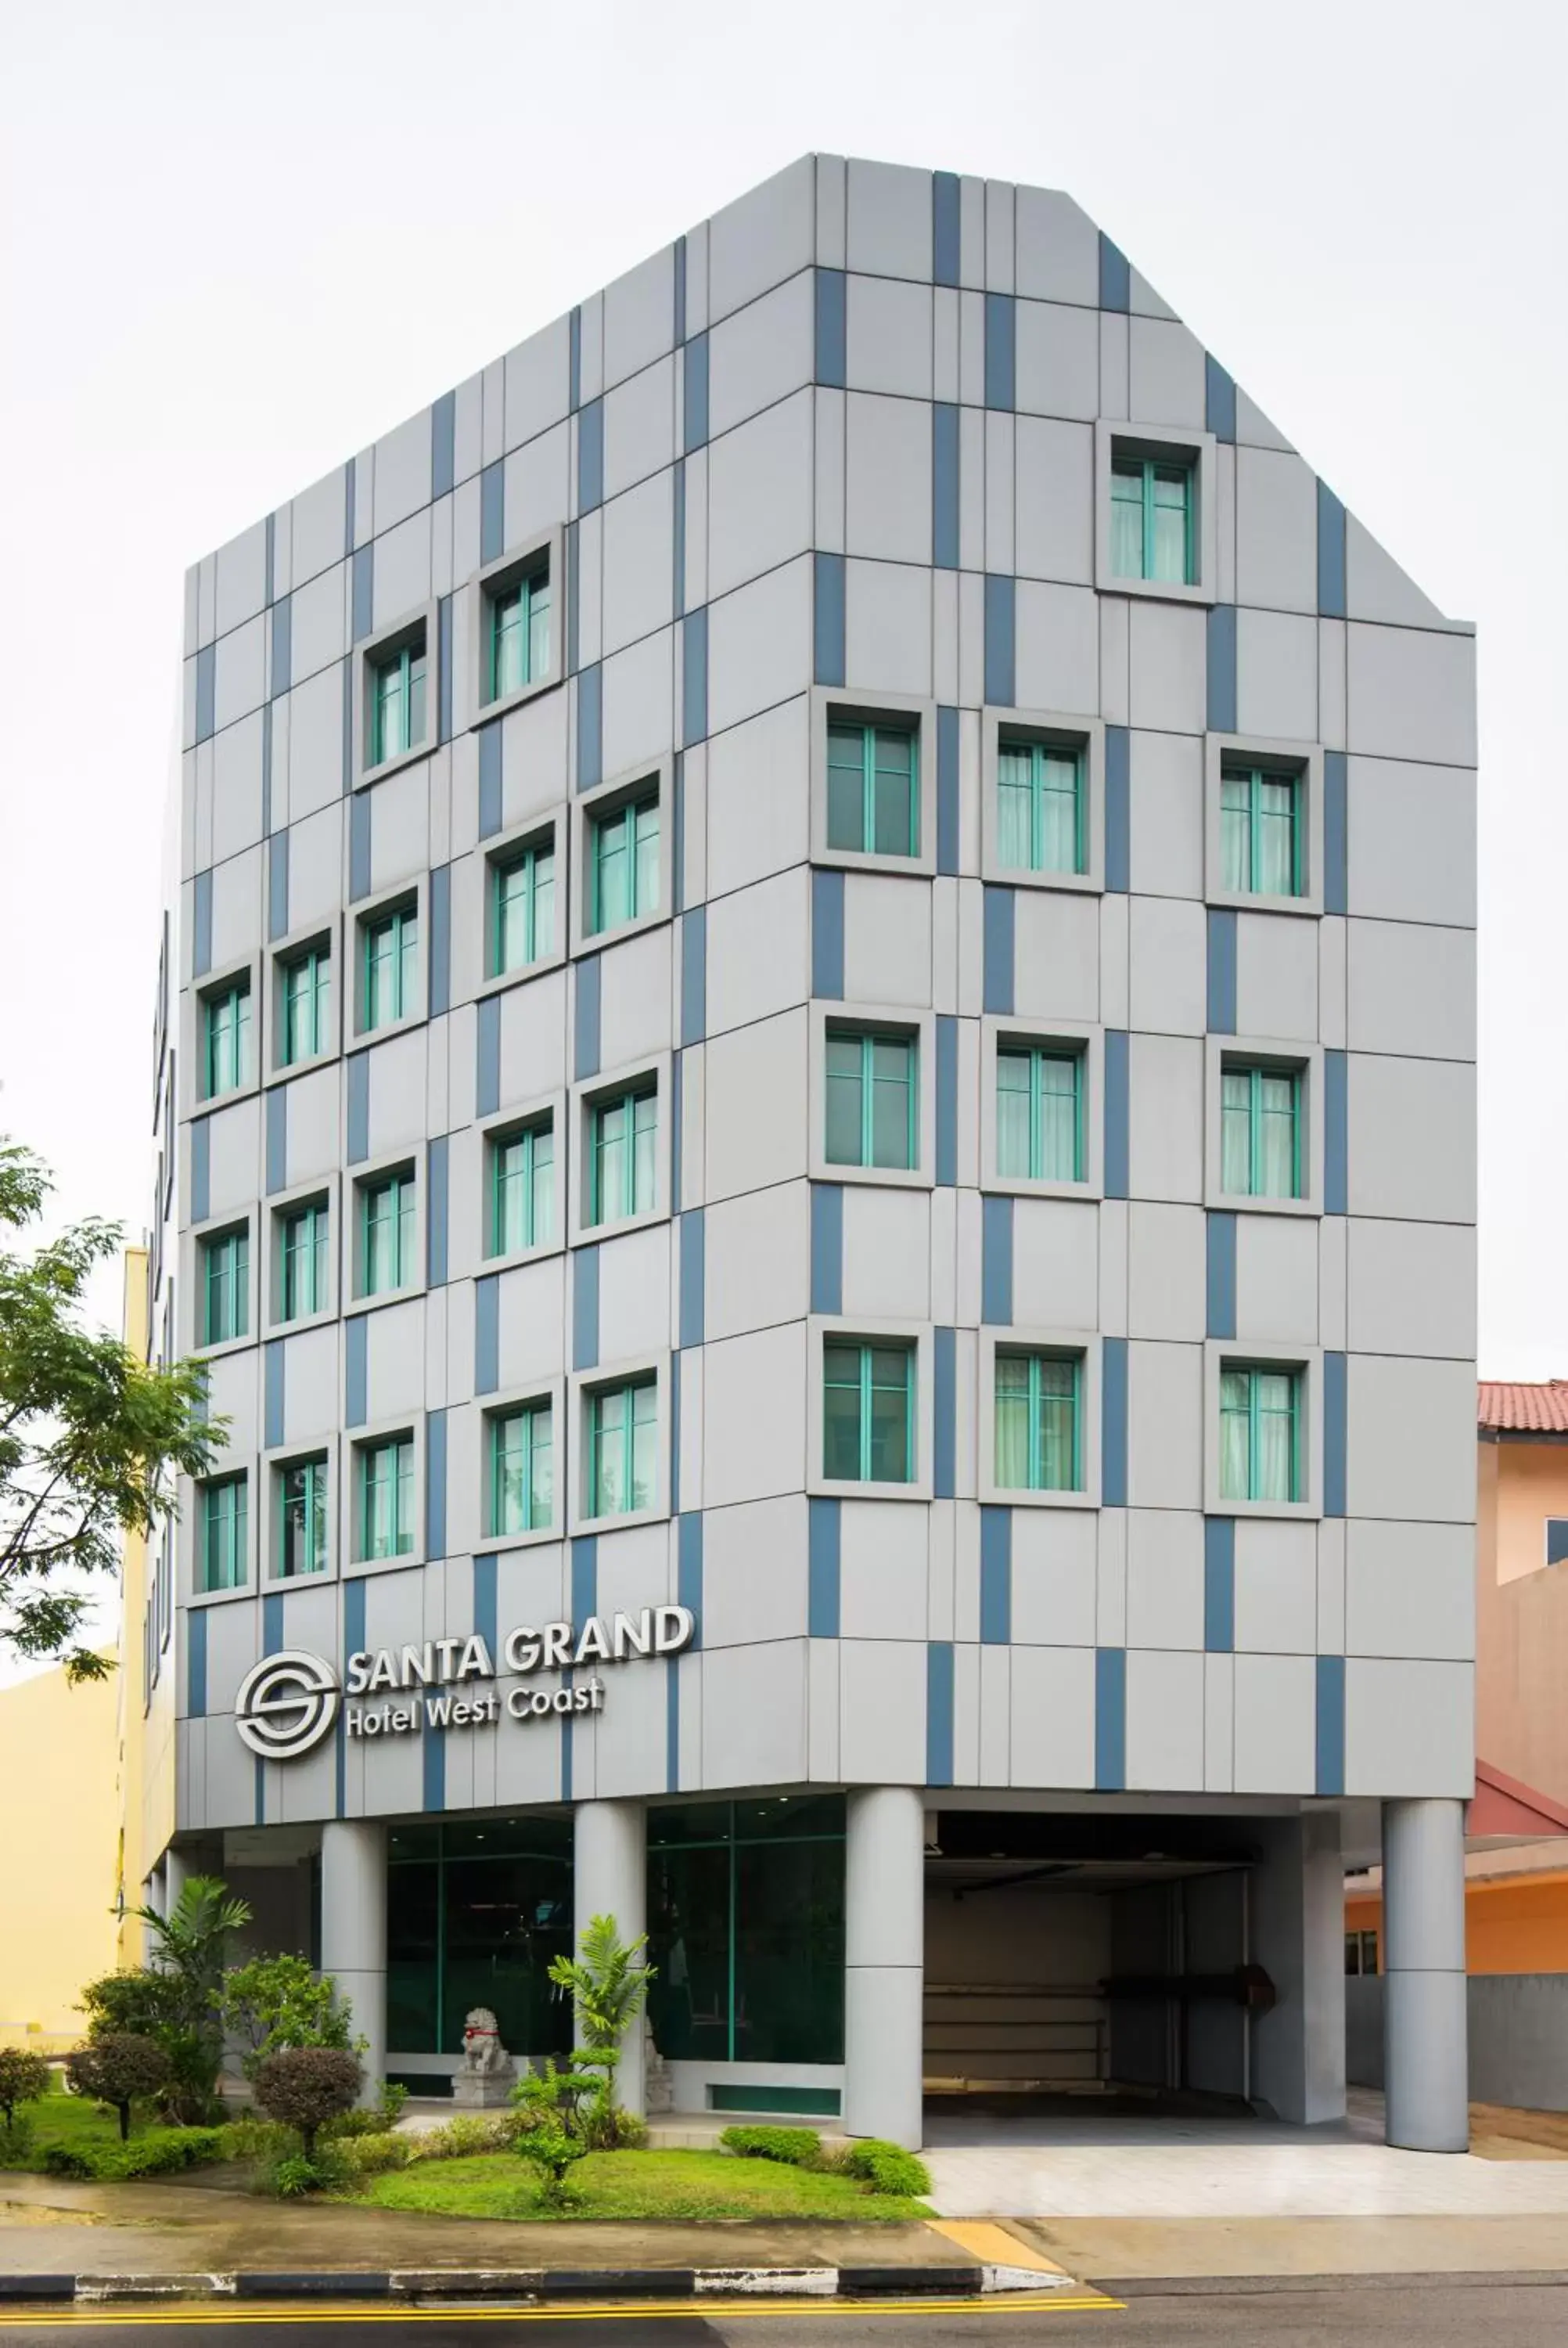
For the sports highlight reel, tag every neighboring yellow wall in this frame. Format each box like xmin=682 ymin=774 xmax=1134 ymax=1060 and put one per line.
xmin=1478 ymin=1437 xmax=1568 ymax=1806
xmin=0 ymin=1661 xmax=120 ymax=2046
xmin=1494 ymin=1442 xmax=1568 ymax=1586
xmin=114 ymin=1247 xmax=176 ymax=1962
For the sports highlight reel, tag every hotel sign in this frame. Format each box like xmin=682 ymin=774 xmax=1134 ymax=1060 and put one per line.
xmin=232 ymin=1607 xmax=696 ymax=1764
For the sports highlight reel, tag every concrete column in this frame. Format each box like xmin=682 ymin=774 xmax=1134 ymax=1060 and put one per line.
xmin=843 ymin=1786 xmax=924 ymax=2149
xmin=321 ymin=1821 xmax=387 ymax=2105
xmin=1383 ymin=1797 xmax=1468 ymax=2152
xmin=142 ymin=1865 xmax=166 ymax=1963
xmin=162 ymin=1846 xmax=189 ymax=1918
xmin=573 ymin=1799 xmax=647 ymax=2117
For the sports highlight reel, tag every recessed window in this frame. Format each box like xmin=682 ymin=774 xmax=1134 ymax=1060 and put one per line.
xmin=280 ymin=943 xmax=331 ymax=1065
xmin=362 ymin=903 xmax=416 ymax=1032
xmin=1110 ymin=453 xmax=1195 ymax=585
xmin=370 ymin=633 xmax=426 ymax=766
xmin=994 ymin=1351 xmax=1081 ymax=1493
xmin=485 ymin=564 xmax=550 ymax=705
xmin=198 ymin=1472 xmax=247 ymax=1594
xmin=822 ymin=1340 xmax=914 ymax=1486
xmin=1221 ymin=763 xmax=1303 ymax=899
xmin=997 ymin=738 xmax=1084 ymax=877
xmin=358 ymin=1169 xmax=415 ymax=1297
xmin=489 ymin=1401 xmax=553 ymax=1537
xmin=1220 ymin=1364 xmax=1300 ymax=1505
xmin=825 ymin=1028 xmax=916 ymax=1173
xmin=490 ymin=837 xmax=555 ymax=978
xmin=826 ymin=719 xmax=918 ymax=859
xmin=589 ymin=790 xmax=659 ymax=938
xmin=200 ymin=1224 xmax=248 ymax=1346
xmin=588 ymin=1378 xmax=656 ymax=1518
xmin=201 ymin=978 xmax=250 ymax=1100
xmin=1345 ymin=1931 xmax=1379 ymax=1977
xmin=279 ymin=1198 xmax=329 ymax=1323
xmin=277 ymin=1454 xmax=329 ymax=1579
xmin=489 ymin=1118 xmax=554 ymax=1256
xmin=1221 ymin=1062 xmax=1301 ymax=1201
xmin=358 ymin=1435 xmax=414 ymax=1561
xmin=589 ymin=1085 xmax=656 ymax=1227
xmin=997 ymin=1045 xmax=1083 ymax=1184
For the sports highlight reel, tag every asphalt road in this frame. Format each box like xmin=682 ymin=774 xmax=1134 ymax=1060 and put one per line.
xmin=4 ymin=2283 xmax=1568 ymax=2345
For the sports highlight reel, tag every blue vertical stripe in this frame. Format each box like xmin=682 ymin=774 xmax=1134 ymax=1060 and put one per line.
xmin=681 ymin=906 xmax=707 ymax=1044
xmin=576 ymin=664 xmax=602 ymax=790
xmin=813 ymin=553 xmax=846 ymax=687
xmin=1095 ymin=1648 xmax=1127 ymax=1790
xmin=1315 ymin=1655 xmax=1346 ymax=1795
xmin=573 ymin=1245 xmax=599 ymax=1372
xmin=346 ymin=1053 xmax=369 ymax=1164
xmin=682 ymin=605 xmax=708 ymax=746
xmin=425 ymin=1407 xmax=447 ymax=1560
xmin=934 ymin=1015 xmax=958 ymax=1187
xmin=438 ymin=594 xmax=453 ymax=746
xmin=571 ymin=1535 xmax=597 ymax=1624
xmin=1324 ymin=1049 xmax=1348 ymax=1215
xmin=1206 ymin=1212 xmax=1237 ymax=1339
xmin=1324 ymin=1351 xmax=1347 ymax=1518
xmin=1105 ymin=725 xmax=1131 ymax=893
xmin=429 ymin=863 xmax=451 ymax=1017
xmin=477 ymin=724 xmax=502 ymax=838
xmin=1101 ymin=1337 xmax=1128 ymax=1507
xmin=984 ymin=292 xmax=1015 ymax=411
xmin=264 ymin=1087 xmax=286 ymax=1196
xmin=474 ymin=1273 xmax=499 ymax=1394
xmin=187 ymin=1606 xmax=207 ymax=1716
xmin=574 ymin=954 xmax=602 ymax=1080
xmin=423 ymin=1714 xmax=446 ymax=1813
xmin=349 ymin=790 xmax=371 ymax=899
xmin=577 ymin=398 xmax=604 ymax=514
xmin=1203 ymin=1518 xmax=1235 ymax=1652
xmin=344 ymin=1313 xmax=367 ymax=1428
xmin=933 ymin=1326 xmax=956 ymax=1500
xmin=195 ymin=644 xmax=215 ymax=743
xmin=1318 ymin=481 xmax=1347 ymax=619
xmin=937 ymin=705 xmax=959 ymax=876
xmin=1206 ymin=355 xmax=1237 ymax=442
xmin=480 ymin=460 xmax=505 ymax=563
xmin=191 ymin=1117 xmax=210 ymax=1223
xmin=679 ymin=1208 xmax=706 ymax=1349
xmin=431 ymin=391 xmax=456 ymax=499
xmin=815 ymin=268 xmax=846 ymax=387
xmin=1099 ymin=236 xmax=1131 ymax=312
xmin=810 ymin=1184 xmax=843 ymax=1316
xmin=268 ymin=830 xmax=290 ymax=939
xmin=351 ymin=544 xmax=373 ymax=643
xmin=263 ymin=1593 xmax=283 ymax=1655
xmin=472 ymin=1551 xmax=497 ymax=1655
xmin=192 ymin=870 xmax=213 ymax=977
xmin=1324 ymin=751 xmax=1347 ymax=916
xmin=683 ymin=331 xmax=709 ymax=452
xmin=271 ymin=593 xmax=292 ymax=698
xmin=1207 ymin=908 xmax=1237 ymax=1033
xmin=980 ymin=1507 xmax=1012 ymax=1644
xmin=926 ymin=1644 xmax=955 ymax=1788
xmin=678 ymin=1511 xmax=703 ymax=1633
xmin=264 ymin=1341 xmax=285 ymax=1449
xmin=1207 ymin=604 xmax=1238 ymax=733
xmin=982 ymin=884 xmax=1015 ymax=1014
xmin=808 ymin=1498 xmax=841 ymax=1637
xmin=811 ymin=867 xmax=845 ymax=999
xmin=666 ymin=1660 xmax=681 ymax=1796
xmin=426 ymin=1135 xmax=448 ymax=1287
xmin=1104 ymin=1029 xmax=1129 ymax=1199
xmin=933 ymin=170 xmax=960 ymax=286
xmin=980 ymin=1195 xmax=1013 ymax=1326
xmin=984 ymin=574 xmax=1016 ymax=707
xmin=476 ymin=995 xmax=500 ymax=1116
xmin=933 ymin=402 xmax=959 ymax=571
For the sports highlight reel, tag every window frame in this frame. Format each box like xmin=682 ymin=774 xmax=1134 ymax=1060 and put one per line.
xmin=354 ymin=601 xmax=438 ymax=787
xmin=265 ymin=917 xmax=340 ymax=1082
xmin=570 ymin=1052 xmax=671 ymax=1246
xmin=981 ymin=709 xmax=1106 ymax=895
xmin=192 ymin=958 xmax=259 ymax=1106
xmin=1204 ymin=734 xmax=1325 ymax=918
xmin=1204 ymin=1037 xmax=1323 ymax=1217
xmin=981 ymin=1018 xmax=1106 ymax=1200
xmin=466 ymin=528 xmax=566 ymax=729
xmin=268 ymin=1178 xmax=338 ymax=1333
xmin=480 ymin=1097 xmax=565 ymax=1269
xmin=345 ymin=1417 xmax=427 ymax=1574
xmin=568 ymin=1352 xmax=672 ymax=1536
xmin=809 ymin=687 xmax=938 ymax=880
xmin=1203 ymin=1341 xmax=1323 ymax=1522
xmin=190 ymin=1467 xmax=253 ymax=1602
xmin=978 ymin=1328 xmax=1102 ymax=1509
xmin=476 ymin=812 xmax=566 ymax=998
xmin=807 ymin=1004 xmax=935 ymax=1193
xmin=186 ymin=1206 xmax=258 ymax=1361
xmin=1093 ymin=423 xmax=1217 ymax=607
xmin=347 ymin=1154 xmax=425 ymax=1313
xmin=472 ymin=1379 xmax=566 ymax=1554
xmin=807 ymin=1318 xmax=934 ymax=1504
xmin=569 ymin=759 xmax=674 ymax=960
xmin=266 ymin=1439 xmax=337 ymax=1585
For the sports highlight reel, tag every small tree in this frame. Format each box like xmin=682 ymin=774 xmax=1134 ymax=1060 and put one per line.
xmin=252 ymin=2047 xmax=362 ymax=2163
xmin=510 ymin=2062 xmax=590 ymax=2206
xmin=121 ymin=1876 xmax=252 ymax=2120
xmin=66 ymin=2034 xmax=169 ymax=2141
xmin=0 ymin=2048 xmax=50 ymax=2132
xmin=546 ymin=1914 xmax=655 ymax=2146
xmin=221 ymin=1954 xmax=359 ymax=2081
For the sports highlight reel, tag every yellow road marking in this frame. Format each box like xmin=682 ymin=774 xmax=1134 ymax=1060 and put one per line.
xmin=0 ymin=2292 xmax=1122 ymax=2325
xmin=924 ymin=2220 xmax=1068 ymax=2275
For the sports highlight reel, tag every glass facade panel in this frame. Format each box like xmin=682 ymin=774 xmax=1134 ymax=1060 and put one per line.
xmin=589 ymin=1378 xmax=656 ymax=1518
xmin=203 ymin=981 xmax=250 ymax=1098
xmin=1220 ymin=1365 xmax=1300 ymax=1504
xmin=372 ymin=641 xmax=426 ymax=763
xmin=491 ymin=1402 xmax=552 ymax=1537
xmin=1110 ymin=455 xmax=1195 ymax=585
xmin=492 ymin=842 xmax=555 ymax=976
xmin=280 ymin=1201 xmax=329 ymax=1321
xmin=1221 ymin=1064 xmax=1301 ymax=1200
xmin=994 ymin=1352 xmax=1081 ymax=1492
xmin=591 ymin=794 xmax=659 ymax=935
xmin=488 ymin=567 xmax=550 ymax=701
xmin=359 ymin=1435 xmax=414 ymax=1559
xmin=279 ymin=1454 xmax=329 ymax=1578
xmin=200 ymin=1226 xmax=248 ymax=1345
xmin=996 ymin=741 xmax=1084 ymax=876
xmin=491 ymin=1121 xmax=554 ymax=1255
xmin=822 ymin=1341 xmax=913 ymax=1485
xmin=282 ymin=947 xmax=330 ymax=1064
xmin=590 ymin=1088 xmax=656 ymax=1225
xmin=364 ymin=907 xmax=416 ymax=1031
xmin=387 ymin=1820 xmax=573 ymax=2058
xmin=1221 ymin=765 xmax=1302 ymax=898
xmin=824 ymin=1029 xmax=915 ymax=1172
xmin=198 ymin=1474 xmax=247 ymax=1592
xmin=996 ymin=1046 xmax=1081 ymax=1183
xmin=361 ymin=1172 xmax=414 ymax=1295
xmin=825 ymin=721 xmax=917 ymax=857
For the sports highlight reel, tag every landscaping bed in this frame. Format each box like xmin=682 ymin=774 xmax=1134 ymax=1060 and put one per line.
xmin=351 ymin=2146 xmax=927 ymax=2223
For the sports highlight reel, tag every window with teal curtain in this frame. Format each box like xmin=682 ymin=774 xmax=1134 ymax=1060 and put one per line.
xmin=1221 ymin=1064 xmax=1301 ymax=1198
xmin=360 ymin=1171 xmax=414 ymax=1295
xmin=371 ymin=638 xmax=426 ymax=764
xmin=200 ymin=1226 xmax=248 ymax=1345
xmin=590 ymin=794 xmax=659 ymax=935
xmin=822 ymin=1341 xmax=914 ymax=1484
xmin=824 ymin=1030 xmax=917 ymax=1171
xmin=279 ymin=1200 xmax=329 ymax=1320
xmin=1219 ymin=1366 xmax=1300 ymax=1504
xmin=198 ymin=1474 xmax=247 ymax=1592
xmin=487 ymin=565 xmax=550 ymax=701
xmin=490 ymin=841 xmax=554 ymax=976
xmin=1221 ymin=765 xmax=1302 ymax=896
xmin=363 ymin=906 xmax=416 ymax=1030
xmin=825 ymin=720 xmax=918 ymax=857
xmin=489 ymin=1120 xmax=554 ymax=1255
xmin=589 ymin=1088 xmax=656 ymax=1226
xmin=202 ymin=980 xmax=250 ymax=1098
xmin=996 ymin=740 xmax=1084 ymax=875
xmin=490 ymin=1402 xmax=552 ymax=1536
xmin=996 ymin=1045 xmax=1082 ymax=1182
xmin=1110 ymin=454 xmax=1195 ymax=584
xmin=994 ymin=1352 xmax=1081 ymax=1492
xmin=282 ymin=945 xmax=330 ymax=1064
xmin=278 ymin=1454 xmax=329 ymax=1578
xmin=588 ymin=1379 xmax=656 ymax=1518
xmin=359 ymin=1435 xmax=414 ymax=1559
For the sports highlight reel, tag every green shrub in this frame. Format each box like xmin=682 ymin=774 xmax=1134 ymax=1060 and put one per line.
xmin=252 ymin=2047 xmax=361 ymax=2162
xmin=221 ymin=1954 xmax=361 ymax=2082
xmin=40 ymin=2127 xmax=225 ymax=2181
xmin=333 ymin=2130 xmax=413 ymax=2177
xmin=840 ymin=2138 xmax=931 ymax=2198
xmin=216 ymin=2116 xmax=291 ymax=2163
xmin=410 ymin=2112 xmax=513 ymax=2160
xmin=268 ymin=2152 xmax=318 ymax=2199
xmin=719 ymin=2123 xmax=821 ymax=2166
xmin=65 ymin=2034 xmax=171 ymax=2142
xmin=0 ymin=2050 xmax=51 ymax=2131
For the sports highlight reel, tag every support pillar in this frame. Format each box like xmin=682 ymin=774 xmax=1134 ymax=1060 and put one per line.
xmin=573 ymin=1799 xmax=647 ymax=2117
xmin=1383 ymin=1797 xmax=1467 ymax=2152
xmin=322 ymin=1821 xmax=386 ymax=2106
xmin=142 ymin=1864 xmax=166 ymax=1963
xmin=162 ymin=1846 xmax=189 ymax=1918
xmin=843 ymin=1786 xmax=924 ymax=2149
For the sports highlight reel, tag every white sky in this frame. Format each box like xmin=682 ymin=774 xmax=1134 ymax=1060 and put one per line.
xmin=0 ymin=0 xmax=1562 ymax=1566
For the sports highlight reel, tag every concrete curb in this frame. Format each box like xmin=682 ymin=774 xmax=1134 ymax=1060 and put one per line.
xmin=0 ymin=2262 xmax=1074 ymax=2305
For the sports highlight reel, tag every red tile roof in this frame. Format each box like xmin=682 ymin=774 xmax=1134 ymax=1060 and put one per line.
xmin=1479 ymin=1381 xmax=1568 ymax=1434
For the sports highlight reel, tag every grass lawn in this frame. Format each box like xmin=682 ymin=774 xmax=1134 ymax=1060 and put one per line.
xmin=0 ymin=2081 xmax=125 ymax=2169
xmin=352 ymin=2148 xmax=928 ymax=2223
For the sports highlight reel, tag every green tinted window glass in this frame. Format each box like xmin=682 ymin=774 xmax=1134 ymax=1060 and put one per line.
xmin=279 ymin=1454 xmax=329 ymax=1579
xmin=589 ymin=1088 xmax=656 ymax=1226
xmin=361 ymin=1172 xmax=414 ymax=1295
xmin=824 ymin=1029 xmax=916 ymax=1171
xmin=199 ymin=1474 xmax=247 ymax=1592
xmin=1221 ymin=1064 xmax=1301 ymax=1200
xmin=588 ymin=1378 xmax=656 ymax=1518
xmin=822 ymin=1341 xmax=913 ymax=1485
xmin=1221 ymin=765 xmax=1302 ymax=897
xmin=995 ymin=1046 xmax=1081 ymax=1182
xmin=591 ymin=794 xmax=659 ymax=935
xmin=372 ymin=640 xmax=426 ymax=763
xmin=282 ymin=946 xmax=330 ymax=1064
xmin=996 ymin=740 xmax=1084 ymax=875
xmin=491 ymin=1402 xmax=552 ymax=1536
xmin=825 ymin=721 xmax=917 ymax=857
xmin=994 ymin=1352 xmax=1081 ymax=1492
xmin=203 ymin=981 xmax=250 ymax=1098
xmin=1220 ymin=1366 xmax=1300 ymax=1504
xmin=491 ymin=1120 xmax=554 ymax=1255
xmin=488 ymin=566 xmax=550 ymax=701
xmin=491 ymin=841 xmax=555 ymax=975
xmin=280 ymin=1201 xmax=329 ymax=1321
xmin=200 ymin=1226 xmax=249 ymax=1345
xmin=360 ymin=1435 xmax=414 ymax=1559
xmin=364 ymin=906 xmax=416 ymax=1031
xmin=1109 ymin=455 xmax=1195 ymax=585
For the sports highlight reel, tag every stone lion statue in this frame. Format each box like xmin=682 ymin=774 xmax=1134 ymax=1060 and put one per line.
xmin=453 ymin=2008 xmax=516 ymax=2105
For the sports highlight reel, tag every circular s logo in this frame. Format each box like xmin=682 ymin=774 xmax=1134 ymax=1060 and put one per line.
xmin=234 ymin=1650 xmax=341 ymax=1762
